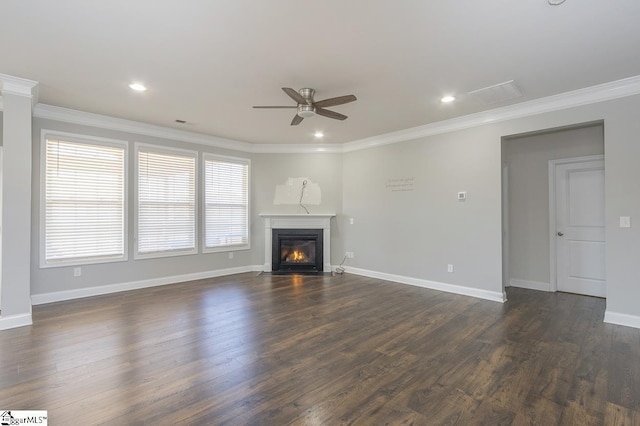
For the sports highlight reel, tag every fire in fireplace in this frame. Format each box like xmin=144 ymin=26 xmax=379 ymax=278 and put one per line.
xmin=272 ymin=229 xmax=323 ymax=272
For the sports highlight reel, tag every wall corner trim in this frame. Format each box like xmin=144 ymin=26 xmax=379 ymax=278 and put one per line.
xmin=345 ymin=267 xmax=506 ymax=303
xmin=604 ymin=310 xmax=640 ymax=330
xmin=31 ymin=265 xmax=263 ymax=305
xmin=0 ymin=313 xmax=33 ymax=330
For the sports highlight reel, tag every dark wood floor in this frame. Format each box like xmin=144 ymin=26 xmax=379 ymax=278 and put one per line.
xmin=1 ymin=273 xmax=639 ymax=425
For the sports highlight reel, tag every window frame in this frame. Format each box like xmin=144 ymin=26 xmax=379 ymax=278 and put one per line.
xmin=134 ymin=143 xmax=199 ymax=260
xmin=202 ymin=153 xmax=251 ymax=254
xmin=39 ymin=130 xmax=129 ymax=268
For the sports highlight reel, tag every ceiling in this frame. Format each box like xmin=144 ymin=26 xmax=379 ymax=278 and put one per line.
xmin=2 ymin=1 xmax=640 ymax=145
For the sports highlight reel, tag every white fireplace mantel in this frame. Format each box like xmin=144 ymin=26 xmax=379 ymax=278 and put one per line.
xmin=260 ymin=213 xmax=335 ymax=272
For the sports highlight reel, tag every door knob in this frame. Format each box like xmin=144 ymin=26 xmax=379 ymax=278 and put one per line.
xmin=557 ymin=232 xmax=564 ymax=236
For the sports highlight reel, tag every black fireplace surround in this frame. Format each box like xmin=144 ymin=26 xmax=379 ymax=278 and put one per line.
xmin=272 ymin=228 xmax=323 ymax=272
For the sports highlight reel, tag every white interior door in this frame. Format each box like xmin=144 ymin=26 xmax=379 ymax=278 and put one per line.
xmin=554 ymin=158 xmax=605 ymax=297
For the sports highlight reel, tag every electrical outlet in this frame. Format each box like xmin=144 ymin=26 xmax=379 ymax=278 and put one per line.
xmin=74 ymin=267 xmax=82 ymax=277
xmin=349 ymin=218 xmax=355 ymax=225
xmin=345 ymin=251 xmax=355 ymax=259
xmin=447 ymin=264 xmax=454 ymax=273
xmin=350 ymin=252 xmax=355 ymax=259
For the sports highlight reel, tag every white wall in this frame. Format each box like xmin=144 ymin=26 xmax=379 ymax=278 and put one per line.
xmin=504 ymin=124 xmax=604 ymax=287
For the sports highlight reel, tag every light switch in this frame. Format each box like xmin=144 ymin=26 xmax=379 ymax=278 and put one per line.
xmin=620 ymin=216 xmax=631 ymax=228
xmin=349 ymin=218 xmax=354 ymax=225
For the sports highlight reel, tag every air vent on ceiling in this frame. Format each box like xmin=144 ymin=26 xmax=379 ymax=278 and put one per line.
xmin=468 ymin=80 xmax=523 ymax=106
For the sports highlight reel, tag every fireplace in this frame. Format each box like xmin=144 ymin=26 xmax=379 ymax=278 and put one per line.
xmin=272 ymin=229 xmax=323 ymax=272
xmin=261 ymin=214 xmax=334 ymax=273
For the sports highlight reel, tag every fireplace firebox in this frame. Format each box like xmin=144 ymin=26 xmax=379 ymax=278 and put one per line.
xmin=272 ymin=229 xmax=324 ymax=272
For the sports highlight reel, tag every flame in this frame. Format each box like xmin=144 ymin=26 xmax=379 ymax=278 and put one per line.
xmin=291 ymin=250 xmax=306 ymax=261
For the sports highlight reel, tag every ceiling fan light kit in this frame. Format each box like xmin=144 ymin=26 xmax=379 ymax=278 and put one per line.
xmin=297 ymin=104 xmax=316 ymax=118
xmin=253 ymin=87 xmax=357 ymax=126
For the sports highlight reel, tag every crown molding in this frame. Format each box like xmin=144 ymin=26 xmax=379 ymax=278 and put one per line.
xmin=0 ymin=74 xmax=39 ymax=108
xmin=251 ymin=143 xmax=344 ymax=154
xmin=33 ymin=103 xmax=254 ymax=153
xmin=342 ymin=74 xmax=640 ymax=153
xmin=24 ymin=74 xmax=640 ymax=154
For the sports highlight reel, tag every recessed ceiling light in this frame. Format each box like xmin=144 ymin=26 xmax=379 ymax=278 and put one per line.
xmin=129 ymin=83 xmax=147 ymax=92
xmin=314 ymin=132 xmax=324 ymax=138
xmin=441 ymin=95 xmax=456 ymax=103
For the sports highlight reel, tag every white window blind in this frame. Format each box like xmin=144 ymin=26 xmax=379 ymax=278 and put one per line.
xmin=204 ymin=155 xmax=249 ymax=250
xmin=137 ymin=147 xmax=196 ymax=256
xmin=43 ymin=137 xmax=126 ymax=265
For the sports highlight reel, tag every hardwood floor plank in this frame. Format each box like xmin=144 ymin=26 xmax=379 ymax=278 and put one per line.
xmin=608 ymin=326 xmax=640 ymax=411
xmin=1 ymin=273 xmax=639 ymax=424
xmin=605 ymin=402 xmax=640 ymax=426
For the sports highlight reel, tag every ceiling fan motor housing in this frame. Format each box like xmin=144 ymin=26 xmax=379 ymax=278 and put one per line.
xmin=299 ymin=88 xmax=315 ymax=103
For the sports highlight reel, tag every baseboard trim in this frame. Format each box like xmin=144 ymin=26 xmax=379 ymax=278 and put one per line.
xmin=509 ymin=278 xmax=551 ymax=292
xmin=345 ymin=267 xmax=506 ymax=303
xmin=0 ymin=313 xmax=33 ymax=330
xmin=31 ymin=265 xmax=263 ymax=305
xmin=604 ymin=310 xmax=640 ymax=330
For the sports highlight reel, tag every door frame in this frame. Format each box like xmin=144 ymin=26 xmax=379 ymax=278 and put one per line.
xmin=501 ymin=163 xmax=509 ymax=291
xmin=548 ymin=154 xmax=604 ymax=293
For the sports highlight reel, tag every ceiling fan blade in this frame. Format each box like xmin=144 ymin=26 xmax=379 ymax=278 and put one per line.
xmin=314 ymin=94 xmax=357 ymax=108
xmin=283 ymin=87 xmax=307 ymax=105
xmin=253 ymin=106 xmax=297 ymax=108
xmin=316 ymin=108 xmax=348 ymax=121
xmin=291 ymin=114 xmax=304 ymax=126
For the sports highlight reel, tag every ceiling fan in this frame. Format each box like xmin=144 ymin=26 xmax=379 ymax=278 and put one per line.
xmin=253 ymin=88 xmax=357 ymax=126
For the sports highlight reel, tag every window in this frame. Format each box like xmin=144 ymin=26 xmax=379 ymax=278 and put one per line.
xmin=136 ymin=145 xmax=197 ymax=258
xmin=203 ymin=154 xmax=250 ymax=252
xmin=41 ymin=134 xmax=127 ymax=266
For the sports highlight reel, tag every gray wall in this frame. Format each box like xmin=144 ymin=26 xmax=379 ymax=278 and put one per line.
xmin=31 ymin=118 xmax=257 ymax=296
xmin=504 ymin=125 xmax=604 ymax=286
xmin=11 ymin=90 xmax=640 ymax=323
xmin=342 ymin=125 xmax=502 ymax=293
xmin=2 ymin=95 xmax=33 ymax=317
xmin=29 ymin=119 xmax=346 ymax=296
xmin=341 ymin=94 xmax=640 ymax=320
xmin=603 ymin=96 xmax=640 ymax=318
xmin=251 ymin=153 xmax=344 ymax=266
